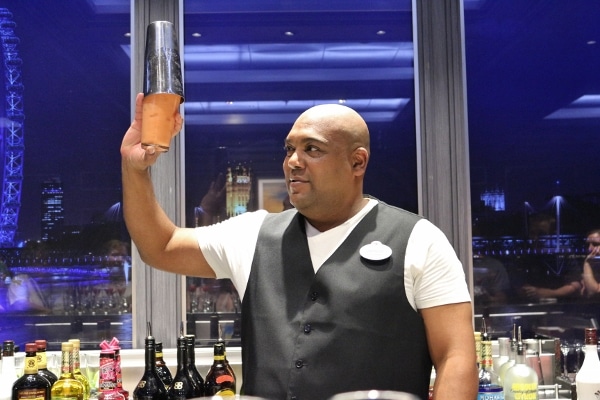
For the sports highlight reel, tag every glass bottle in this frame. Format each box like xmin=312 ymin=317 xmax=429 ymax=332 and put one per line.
xmin=35 ymin=340 xmax=58 ymax=386
xmin=575 ymin=327 xmax=600 ymax=400
xmin=498 ymin=325 xmax=517 ymax=385
xmin=184 ymin=335 xmax=204 ymax=397
xmin=167 ymin=336 xmax=196 ymax=399
xmin=100 ymin=338 xmax=128 ymax=399
xmin=11 ymin=342 xmax=51 ymax=400
xmin=132 ymin=328 xmax=168 ymax=400
xmin=0 ymin=340 xmax=18 ymax=400
xmin=478 ymin=321 xmax=503 ymax=399
xmin=51 ymin=342 xmax=85 ymax=400
xmin=493 ymin=337 xmax=511 ymax=374
xmin=154 ymin=342 xmax=173 ymax=390
xmin=216 ymin=337 xmax=236 ymax=385
xmin=68 ymin=339 xmax=90 ymax=400
xmin=204 ymin=342 xmax=236 ymax=396
xmin=502 ymin=327 xmax=538 ymax=400
xmin=97 ymin=350 xmax=124 ymax=400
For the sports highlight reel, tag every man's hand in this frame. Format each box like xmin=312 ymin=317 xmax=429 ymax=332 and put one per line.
xmin=120 ymin=92 xmax=183 ymax=171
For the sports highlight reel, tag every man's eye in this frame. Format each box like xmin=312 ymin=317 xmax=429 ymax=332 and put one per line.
xmin=307 ymin=145 xmax=319 ymax=152
xmin=284 ymin=145 xmax=294 ymax=155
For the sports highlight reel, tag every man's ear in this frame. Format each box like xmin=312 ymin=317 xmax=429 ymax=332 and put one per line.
xmin=352 ymin=147 xmax=369 ymax=175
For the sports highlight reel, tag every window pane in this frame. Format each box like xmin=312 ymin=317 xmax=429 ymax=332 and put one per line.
xmin=466 ymin=1 xmax=600 ymax=342
xmin=183 ymin=1 xmax=417 ymax=345
xmin=1 ymin=2 xmax=132 ymax=350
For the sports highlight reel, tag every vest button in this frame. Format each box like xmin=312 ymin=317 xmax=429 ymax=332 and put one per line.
xmin=295 ymin=359 xmax=304 ymax=368
xmin=310 ymin=291 xmax=318 ymax=301
xmin=303 ymin=324 xmax=312 ymax=333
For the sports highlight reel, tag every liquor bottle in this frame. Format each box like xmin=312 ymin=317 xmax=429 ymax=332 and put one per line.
xmin=493 ymin=337 xmax=511 ymax=374
xmin=216 ymin=337 xmax=236 ymax=385
xmin=12 ymin=343 xmax=51 ymax=400
xmin=478 ymin=320 xmax=503 ymax=399
xmin=0 ymin=340 xmax=18 ymax=400
xmin=575 ymin=327 xmax=600 ymax=400
xmin=204 ymin=342 xmax=236 ymax=396
xmin=498 ymin=324 xmax=517 ymax=385
xmin=502 ymin=327 xmax=538 ymax=400
xmin=68 ymin=339 xmax=91 ymax=400
xmin=100 ymin=337 xmax=128 ymax=399
xmin=35 ymin=340 xmax=58 ymax=386
xmin=111 ymin=339 xmax=127 ymax=400
xmin=132 ymin=323 xmax=168 ymax=400
xmin=167 ymin=336 xmax=196 ymax=399
xmin=51 ymin=342 xmax=85 ymax=400
xmin=97 ymin=350 xmax=124 ymax=400
xmin=474 ymin=331 xmax=482 ymax=369
xmin=184 ymin=334 xmax=204 ymax=397
xmin=154 ymin=342 xmax=173 ymax=390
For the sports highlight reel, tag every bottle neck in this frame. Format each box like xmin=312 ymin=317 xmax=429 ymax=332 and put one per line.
xmin=24 ymin=352 xmax=38 ymax=375
xmin=145 ymin=345 xmax=157 ymax=372
xmin=1 ymin=353 xmax=15 ymax=372
xmin=582 ymin=343 xmax=600 ymax=366
xmin=178 ymin=351 xmax=187 ymax=371
xmin=60 ymin=350 xmax=75 ymax=378
xmin=481 ymin=340 xmax=493 ymax=370
xmin=37 ymin=350 xmax=48 ymax=369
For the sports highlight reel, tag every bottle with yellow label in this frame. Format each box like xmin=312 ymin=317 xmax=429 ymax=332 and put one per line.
xmin=51 ymin=342 xmax=85 ymax=400
xmin=204 ymin=342 xmax=236 ymax=396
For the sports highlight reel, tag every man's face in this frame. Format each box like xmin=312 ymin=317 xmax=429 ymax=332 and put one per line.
xmin=588 ymin=233 xmax=600 ymax=255
xmin=282 ymin=121 xmax=354 ymax=215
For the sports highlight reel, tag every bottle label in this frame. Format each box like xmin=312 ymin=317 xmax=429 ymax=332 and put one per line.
xmin=14 ymin=388 xmax=47 ymax=400
xmin=477 ymin=392 xmax=504 ymax=400
xmin=506 ymin=383 xmax=537 ymax=399
xmin=214 ymin=388 xmax=235 ymax=396
xmin=99 ymin=358 xmax=117 ymax=390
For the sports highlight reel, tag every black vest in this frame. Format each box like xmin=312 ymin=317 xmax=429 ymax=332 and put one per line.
xmin=241 ymin=201 xmax=431 ymax=400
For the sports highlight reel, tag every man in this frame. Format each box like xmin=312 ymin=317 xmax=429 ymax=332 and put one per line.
xmin=121 ymin=93 xmax=478 ymax=400
xmin=581 ymin=229 xmax=600 ymax=297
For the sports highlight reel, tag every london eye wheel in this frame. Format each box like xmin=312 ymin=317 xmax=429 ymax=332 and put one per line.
xmin=0 ymin=8 xmax=24 ymax=247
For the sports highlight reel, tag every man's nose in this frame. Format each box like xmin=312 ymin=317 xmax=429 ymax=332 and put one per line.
xmin=287 ymin=151 xmax=302 ymax=168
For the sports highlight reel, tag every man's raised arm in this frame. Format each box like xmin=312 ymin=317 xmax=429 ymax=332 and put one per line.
xmin=120 ymin=93 xmax=216 ymax=278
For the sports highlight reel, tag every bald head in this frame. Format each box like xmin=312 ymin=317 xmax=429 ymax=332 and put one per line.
xmin=295 ymin=104 xmax=370 ymax=154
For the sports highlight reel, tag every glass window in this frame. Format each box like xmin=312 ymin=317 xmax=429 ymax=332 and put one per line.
xmin=183 ymin=1 xmax=417 ymax=345
xmin=466 ymin=1 xmax=600 ymax=343
xmin=0 ymin=2 xmax=132 ymax=350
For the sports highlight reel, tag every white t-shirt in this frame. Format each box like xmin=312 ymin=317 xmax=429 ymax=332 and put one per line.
xmin=196 ymin=199 xmax=471 ymax=311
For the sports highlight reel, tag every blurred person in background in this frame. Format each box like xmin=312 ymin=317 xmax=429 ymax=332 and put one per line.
xmin=0 ymin=261 xmax=50 ymax=313
xmin=580 ymin=229 xmax=600 ymax=297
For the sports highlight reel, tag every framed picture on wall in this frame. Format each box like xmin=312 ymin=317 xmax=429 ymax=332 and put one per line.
xmin=258 ymin=179 xmax=289 ymax=212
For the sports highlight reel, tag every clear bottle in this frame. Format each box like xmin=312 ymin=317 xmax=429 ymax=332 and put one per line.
xmin=132 ymin=327 xmax=168 ymax=400
xmin=204 ymin=342 xmax=236 ymax=396
xmin=68 ymin=339 xmax=90 ymax=400
xmin=502 ymin=327 xmax=538 ymax=400
xmin=493 ymin=337 xmax=511 ymax=374
xmin=575 ymin=327 xmax=600 ymax=400
xmin=11 ymin=342 xmax=51 ymax=400
xmin=498 ymin=325 xmax=517 ymax=385
xmin=478 ymin=321 xmax=503 ymax=399
xmin=51 ymin=341 xmax=85 ymax=400
xmin=167 ymin=336 xmax=196 ymax=399
xmin=184 ymin=335 xmax=204 ymax=397
xmin=0 ymin=340 xmax=18 ymax=400
xmin=154 ymin=342 xmax=173 ymax=391
xmin=35 ymin=340 xmax=58 ymax=386
xmin=97 ymin=350 xmax=124 ymax=400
